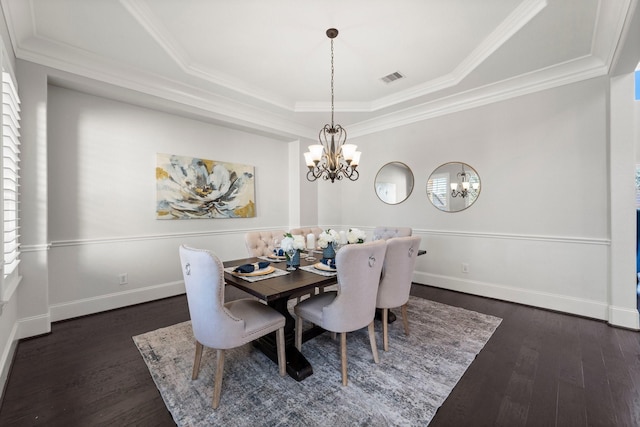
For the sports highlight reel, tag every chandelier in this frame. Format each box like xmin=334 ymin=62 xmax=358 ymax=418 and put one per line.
xmin=451 ymin=164 xmax=480 ymax=198
xmin=304 ymin=28 xmax=360 ymax=183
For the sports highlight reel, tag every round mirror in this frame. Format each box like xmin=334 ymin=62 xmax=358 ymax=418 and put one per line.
xmin=427 ymin=162 xmax=481 ymax=212
xmin=374 ymin=162 xmax=414 ymax=205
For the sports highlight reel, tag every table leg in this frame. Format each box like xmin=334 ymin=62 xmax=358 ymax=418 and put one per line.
xmin=253 ymin=296 xmax=313 ymax=381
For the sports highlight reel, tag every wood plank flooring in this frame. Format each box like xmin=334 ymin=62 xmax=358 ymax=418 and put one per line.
xmin=0 ymin=284 xmax=639 ymax=426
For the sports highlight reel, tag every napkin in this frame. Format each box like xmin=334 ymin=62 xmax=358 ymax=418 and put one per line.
xmin=273 ymin=248 xmax=285 ymax=257
xmin=234 ymin=261 xmax=270 ymax=273
xmin=320 ymin=258 xmax=337 ymax=269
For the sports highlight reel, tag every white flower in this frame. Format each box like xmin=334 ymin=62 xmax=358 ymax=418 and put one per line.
xmin=347 ymin=228 xmax=366 ymax=244
xmin=281 ymin=234 xmax=306 ymax=252
xmin=317 ymin=229 xmax=339 ymax=248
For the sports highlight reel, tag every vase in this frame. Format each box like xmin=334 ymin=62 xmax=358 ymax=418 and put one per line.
xmin=323 ymin=245 xmax=336 ymax=259
xmin=287 ymin=250 xmax=301 ymax=268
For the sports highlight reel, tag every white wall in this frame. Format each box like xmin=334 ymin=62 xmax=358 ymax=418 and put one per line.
xmin=323 ymin=77 xmax=635 ymax=324
xmin=12 ymin=64 xmax=639 ymax=335
xmin=43 ymin=83 xmax=292 ymax=320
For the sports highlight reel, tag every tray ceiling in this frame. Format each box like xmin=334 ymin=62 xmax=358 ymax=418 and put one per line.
xmin=0 ymin=0 xmax=635 ymax=140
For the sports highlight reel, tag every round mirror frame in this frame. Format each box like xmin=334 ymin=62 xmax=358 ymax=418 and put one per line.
xmin=374 ymin=161 xmax=415 ymax=205
xmin=426 ymin=162 xmax=481 ymax=212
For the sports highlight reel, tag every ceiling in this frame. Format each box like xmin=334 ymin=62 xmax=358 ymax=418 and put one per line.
xmin=0 ymin=0 xmax=636 ymax=141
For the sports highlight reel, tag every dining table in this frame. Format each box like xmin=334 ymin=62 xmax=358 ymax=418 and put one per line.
xmin=223 ymin=254 xmax=337 ymax=382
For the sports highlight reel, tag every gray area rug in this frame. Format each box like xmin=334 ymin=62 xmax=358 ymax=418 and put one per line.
xmin=133 ymin=296 xmax=501 ymax=426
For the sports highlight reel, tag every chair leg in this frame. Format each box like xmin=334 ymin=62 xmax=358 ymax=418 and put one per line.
xmin=276 ymin=327 xmax=286 ymax=376
xmin=368 ymin=321 xmax=379 ymax=364
xmin=340 ymin=332 xmax=348 ymax=386
xmin=401 ymin=303 xmax=410 ymax=335
xmin=212 ymin=349 xmax=225 ymax=409
xmin=192 ymin=340 xmax=204 ymax=380
xmin=331 ymin=332 xmax=337 ymax=340
xmin=382 ymin=308 xmax=389 ymax=351
xmin=295 ymin=315 xmax=303 ymax=351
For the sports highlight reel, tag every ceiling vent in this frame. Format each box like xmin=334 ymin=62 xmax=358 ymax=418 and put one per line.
xmin=381 ymin=71 xmax=405 ymax=84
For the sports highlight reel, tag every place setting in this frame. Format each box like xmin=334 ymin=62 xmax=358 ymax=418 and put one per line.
xmin=223 ymin=261 xmax=288 ymax=282
xmin=300 ymin=256 xmax=338 ymax=277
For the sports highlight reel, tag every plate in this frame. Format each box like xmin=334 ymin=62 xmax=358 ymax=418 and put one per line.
xmin=314 ymin=262 xmax=336 ymax=272
xmin=267 ymin=255 xmax=286 ymax=261
xmin=232 ymin=265 xmax=276 ymax=277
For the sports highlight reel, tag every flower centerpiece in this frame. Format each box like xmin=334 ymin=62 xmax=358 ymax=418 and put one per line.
xmin=347 ymin=228 xmax=366 ymax=244
xmin=318 ymin=229 xmax=340 ymax=259
xmin=281 ymin=233 xmax=306 ymax=267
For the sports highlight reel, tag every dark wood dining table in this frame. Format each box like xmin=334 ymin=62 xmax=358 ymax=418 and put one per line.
xmin=223 ymin=255 xmax=337 ymax=382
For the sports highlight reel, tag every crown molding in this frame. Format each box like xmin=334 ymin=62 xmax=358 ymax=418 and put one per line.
xmin=348 ymin=55 xmax=608 ymax=138
xmin=120 ymin=0 xmax=296 ymax=111
xmin=368 ymin=0 xmax=548 ymax=112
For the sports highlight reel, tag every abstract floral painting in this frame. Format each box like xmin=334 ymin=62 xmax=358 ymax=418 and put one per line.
xmin=156 ymin=153 xmax=255 ymax=219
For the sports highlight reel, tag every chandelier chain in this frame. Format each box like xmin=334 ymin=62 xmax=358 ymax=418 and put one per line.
xmin=330 ymin=38 xmax=335 ymax=127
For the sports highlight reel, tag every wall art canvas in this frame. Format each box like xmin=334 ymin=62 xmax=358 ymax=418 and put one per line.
xmin=156 ymin=153 xmax=255 ymax=219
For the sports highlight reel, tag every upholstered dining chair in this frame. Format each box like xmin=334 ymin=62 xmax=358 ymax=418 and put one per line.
xmin=294 ymin=240 xmax=387 ymax=386
xmin=178 ymin=245 xmax=286 ymax=409
xmin=372 ymin=226 xmax=412 ymax=241
xmin=376 ymin=236 xmax=422 ymax=351
xmin=244 ymin=229 xmax=286 ymax=257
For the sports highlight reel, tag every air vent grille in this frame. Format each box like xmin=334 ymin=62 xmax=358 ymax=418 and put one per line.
xmin=381 ymin=71 xmax=405 ymax=84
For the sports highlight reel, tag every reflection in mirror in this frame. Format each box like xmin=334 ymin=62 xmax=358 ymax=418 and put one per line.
xmin=374 ymin=162 xmax=414 ymax=205
xmin=427 ymin=162 xmax=481 ymax=212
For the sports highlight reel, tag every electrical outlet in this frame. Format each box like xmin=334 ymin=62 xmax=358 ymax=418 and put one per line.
xmin=118 ymin=273 xmax=128 ymax=285
xmin=461 ymin=263 xmax=469 ymax=273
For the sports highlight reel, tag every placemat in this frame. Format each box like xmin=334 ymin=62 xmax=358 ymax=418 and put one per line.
xmin=299 ymin=264 xmax=337 ymax=277
xmin=224 ymin=266 xmax=289 ymax=282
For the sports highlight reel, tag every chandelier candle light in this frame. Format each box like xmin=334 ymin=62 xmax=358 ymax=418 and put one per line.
xmin=451 ymin=164 xmax=480 ymax=198
xmin=304 ymin=28 xmax=361 ymax=183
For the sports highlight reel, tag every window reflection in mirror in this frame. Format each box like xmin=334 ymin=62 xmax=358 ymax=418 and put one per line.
xmin=427 ymin=162 xmax=481 ymax=212
xmin=374 ymin=162 xmax=414 ymax=205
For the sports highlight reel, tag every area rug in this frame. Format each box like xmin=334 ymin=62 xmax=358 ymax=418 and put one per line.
xmin=133 ymin=296 xmax=501 ymax=426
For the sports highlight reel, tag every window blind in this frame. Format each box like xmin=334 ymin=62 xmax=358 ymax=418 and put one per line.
xmin=428 ymin=175 xmax=448 ymax=208
xmin=2 ymin=70 xmax=20 ymax=278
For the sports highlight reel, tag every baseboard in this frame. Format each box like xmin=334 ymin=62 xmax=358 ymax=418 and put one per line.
xmin=0 ymin=321 xmax=18 ymax=402
xmin=49 ymin=281 xmax=186 ymax=322
xmin=413 ymin=271 xmax=613 ymax=324
xmin=18 ymin=313 xmax=51 ymax=339
xmin=608 ymin=305 xmax=640 ymax=330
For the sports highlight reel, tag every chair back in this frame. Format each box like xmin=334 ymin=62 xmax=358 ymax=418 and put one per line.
xmin=377 ymin=236 xmax=422 ymax=309
xmin=244 ymin=230 xmax=286 ymax=256
xmin=372 ymin=226 xmax=412 ymax=241
xmin=179 ymin=245 xmax=245 ymax=348
xmin=322 ymin=240 xmax=387 ymax=332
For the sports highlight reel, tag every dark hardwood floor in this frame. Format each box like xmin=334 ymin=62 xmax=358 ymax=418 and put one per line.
xmin=0 ymin=284 xmax=639 ymax=426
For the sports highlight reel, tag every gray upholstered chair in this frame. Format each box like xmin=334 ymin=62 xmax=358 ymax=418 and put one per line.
xmin=376 ymin=236 xmax=422 ymax=351
xmin=178 ymin=245 xmax=286 ymax=408
xmin=294 ymin=240 xmax=387 ymax=386
xmin=372 ymin=226 xmax=412 ymax=241
xmin=244 ymin=230 xmax=286 ymax=257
